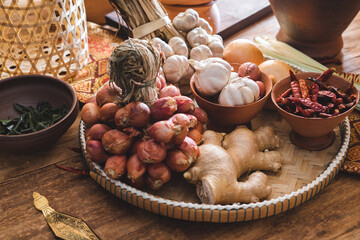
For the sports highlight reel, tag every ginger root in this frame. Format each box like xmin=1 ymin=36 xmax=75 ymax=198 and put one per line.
xmin=183 ymin=126 xmax=283 ymax=204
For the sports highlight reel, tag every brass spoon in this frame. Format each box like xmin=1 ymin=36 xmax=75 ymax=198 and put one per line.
xmin=33 ymin=192 xmax=99 ymax=240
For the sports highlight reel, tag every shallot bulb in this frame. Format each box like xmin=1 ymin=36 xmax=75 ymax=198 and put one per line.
xmin=189 ymin=107 xmax=208 ymax=124
xmin=86 ymin=123 xmax=111 ymax=141
xmin=178 ymin=136 xmax=200 ymax=162
xmin=165 ymin=149 xmax=191 ymax=172
xmin=146 ymin=163 xmax=171 ymax=190
xmin=150 ymin=97 xmax=177 ymax=121
xmin=81 ymin=103 xmax=100 ymax=126
xmin=187 ymin=128 xmax=203 ymax=144
xmin=99 ymin=103 xmax=121 ymax=123
xmin=86 ymin=140 xmax=109 ymax=163
xmin=127 ymin=154 xmax=146 ymax=180
xmin=137 ymin=139 xmax=167 ymax=164
xmin=174 ymin=96 xmax=195 ymax=113
xmin=104 ymin=155 xmax=127 ymax=179
xmin=96 ymin=82 xmax=122 ymax=106
xmin=147 ymin=120 xmax=180 ymax=143
xmin=158 ymin=85 xmax=181 ymax=98
xmin=115 ymin=101 xmax=150 ymax=129
xmin=102 ymin=129 xmax=133 ymax=155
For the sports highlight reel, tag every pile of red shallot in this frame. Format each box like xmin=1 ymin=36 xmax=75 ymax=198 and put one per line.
xmin=81 ymin=77 xmax=207 ymax=190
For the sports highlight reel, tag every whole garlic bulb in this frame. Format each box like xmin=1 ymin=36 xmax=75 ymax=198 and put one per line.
xmin=173 ymin=9 xmax=199 ymax=32
xmin=168 ymin=37 xmax=188 ymax=58
xmin=163 ymin=55 xmax=190 ymax=84
xmin=190 ymin=45 xmax=213 ymax=61
xmin=151 ymin=37 xmax=174 ymax=59
xmin=207 ymin=35 xmax=224 ymax=58
xmin=196 ymin=18 xmax=213 ymax=35
xmin=189 ymin=57 xmax=232 ymax=96
xmin=187 ymin=27 xmax=209 ymax=48
xmin=218 ymin=77 xmax=260 ymax=106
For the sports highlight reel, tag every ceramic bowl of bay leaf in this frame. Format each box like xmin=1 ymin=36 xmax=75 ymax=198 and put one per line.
xmin=0 ymin=75 xmax=79 ymax=153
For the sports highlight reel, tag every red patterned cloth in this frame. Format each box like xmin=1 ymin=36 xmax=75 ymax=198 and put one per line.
xmin=69 ymin=23 xmax=360 ymax=175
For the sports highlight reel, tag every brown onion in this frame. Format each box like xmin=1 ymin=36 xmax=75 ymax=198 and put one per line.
xmin=81 ymin=103 xmax=100 ymax=126
xmin=189 ymin=107 xmax=208 ymax=124
xmin=96 ymin=82 xmax=122 ymax=106
xmin=165 ymin=149 xmax=191 ymax=172
xmin=104 ymin=155 xmax=127 ymax=179
xmin=238 ymin=62 xmax=261 ymax=81
xmin=187 ymin=129 xmax=203 ymax=144
xmin=150 ymin=97 xmax=177 ymax=121
xmin=86 ymin=123 xmax=111 ymax=141
xmin=137 ymin=139 xmax=167 ymax=164
xmin=100 ymin=103 xmax=121 ymax=123
xmin=174 ymin=96 xmax=195 ymax=113
xmin=86 ymin=140 xmax=109 ymax=163
xmin=158 ymin=85 xmax=181 ymax=98
xmin=102 ymin=129 xmax=133 ymax=155
xmin=115 ymin=102 xmax=150 ymax=129
xmin=127 ymin=154 xmax=146 ymax=180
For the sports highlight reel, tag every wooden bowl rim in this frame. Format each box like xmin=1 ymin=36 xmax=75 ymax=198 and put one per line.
xmin=271 ymin=72 xmax=359 ymax=120
xmin=0 ymin=74 xmax=78 ymax=138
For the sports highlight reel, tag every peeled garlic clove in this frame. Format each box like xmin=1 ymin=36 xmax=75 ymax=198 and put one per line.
xmin=151 ymin=37 xmax=174 ymax=59
xmin=163 ymin=55 xmax=190 ymax=84
xmin=168 ymin=37 xmax=188 ymax=58
xmin=190 ymin=45 xmax=213 ymax=61
xmin=196 ymin=18 xmax=213 ymax=35
xmin=187 ymin=27 xmax=209 ymax=48
xmin=173 ymin=9 xmax=199 ymax=32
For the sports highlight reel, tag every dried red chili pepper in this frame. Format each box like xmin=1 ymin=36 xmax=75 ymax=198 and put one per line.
xmin=280 ymin=88 xmax=292 ymax=98
xmin=311 ymin=83 xmax=319 ymax=102
xmin=289 ymin=71 xmax=301 ymax=99
xmin=298 ymin=106 xmax=315 ymax=117
xmin=299 ymin=79 xmax=310 ymax=100
xmin=334 ymin=98 xmax=343 ymax=105
xmin=289 ymin=97 xmax=326 ymax=113
xmin=318 ymin=90 xmax=337 ymax=103
xmin=317 ymin=68 xmax=334 ymax=82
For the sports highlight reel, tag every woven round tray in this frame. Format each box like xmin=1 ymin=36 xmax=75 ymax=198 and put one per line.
xmin=79 ymin=110 xmax=350 ymax=222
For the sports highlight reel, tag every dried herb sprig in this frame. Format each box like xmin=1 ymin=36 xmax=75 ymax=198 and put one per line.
xmin=0 ymin=101 xmax=68 ymax=135
xmin=108 ymin=38 xmax=161 ymax=104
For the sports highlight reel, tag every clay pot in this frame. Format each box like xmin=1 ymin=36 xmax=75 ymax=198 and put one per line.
xmin=190 ymin=72 xmax=272 ymax=127
xmin=161 ymin=1 xmax=220 ymax=33
xmin=271 ymin=72 xmax=359 ymax=150
xmin=269 ymin=0 xmax=360 ymax=59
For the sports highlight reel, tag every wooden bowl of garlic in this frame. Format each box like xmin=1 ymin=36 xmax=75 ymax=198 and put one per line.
xmin=190 ymin=58 xmax=272 ymax=127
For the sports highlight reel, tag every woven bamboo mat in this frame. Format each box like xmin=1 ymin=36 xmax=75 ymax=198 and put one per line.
xmin=144 ymin=110 xmax=342 ymax=202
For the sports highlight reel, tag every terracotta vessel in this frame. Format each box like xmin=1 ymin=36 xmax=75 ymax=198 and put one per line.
xmin=190 ymin=72 xmax=272 ymax=127
xmin=269 ymin=0 xmax=360 ymax=59
xmin=271 ymin=72 xmax=359 ymax=151
xmin=0 ymin=75 xmax=79 ymax=153
xmin=160 ymin=1 xmax=220 ymax=33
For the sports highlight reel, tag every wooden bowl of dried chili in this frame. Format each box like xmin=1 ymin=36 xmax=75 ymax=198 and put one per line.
xmin=0 ymin=75 xmax=79 ymax=153
xmin=271 ymin=69 xmax=359 ymax=150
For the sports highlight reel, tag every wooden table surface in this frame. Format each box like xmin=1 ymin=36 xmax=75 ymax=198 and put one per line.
xmin=1 ymin=9 xmax=360 ymax=240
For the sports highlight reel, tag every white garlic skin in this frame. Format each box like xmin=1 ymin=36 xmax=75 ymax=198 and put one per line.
xmin=218 ymin=77 xmax=260 ymax=106
xmin=190 ymin=45 xmax=213 ymax=61
xmin=163 ymin=55 xmax=190 ymax=84
xmin=196 ymin=18 xmax=213 ymax=35
xmin=151 ymin=37 xmax=174 ymax=59
xmin=207 ymin=35 xmax=224 ymax=58
xmin=190 ymin=57 xmax=232 ymax=96
xmin=168 ymin=37 xmax=188 ymax=58
xmin=230 ymin=72 xmax=239 ymax=81
xmin=173 ymin=9 xmax=199 ymax=32
xmin=187 ymin=27 xmax=209 ymax=48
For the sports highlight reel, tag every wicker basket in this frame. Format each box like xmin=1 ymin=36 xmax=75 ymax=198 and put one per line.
xmin=0 ymin=0 xmax=89 ymax=80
